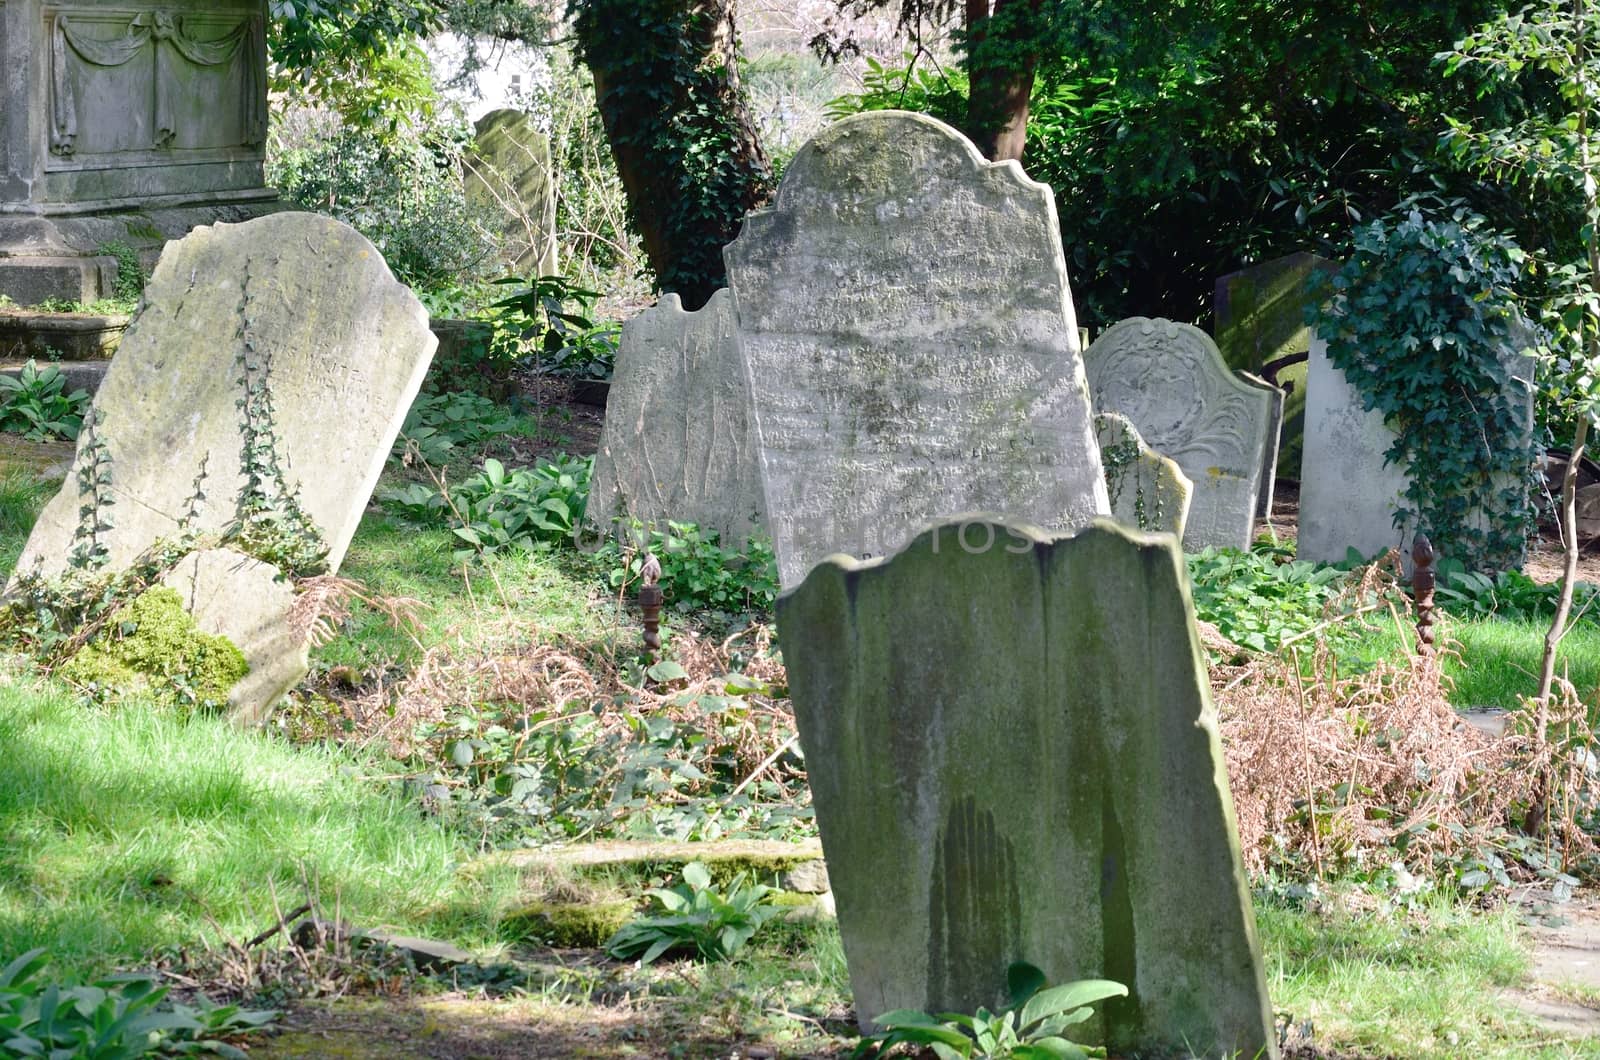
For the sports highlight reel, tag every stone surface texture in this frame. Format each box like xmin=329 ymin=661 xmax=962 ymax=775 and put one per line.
xmin=160 ymin=547 xmax=306 ymax=725
xmin=1094 ymin=412 xmax=1191 ymax=539
xmin=778 ymin=517 xmax=1275 ymax=1057
xmin=464 ymin=109 xmax=558 ymax=278
xmin=587 ymin=290 xmax=763 ymax=548
xmin=724 ymin=110 xmax=1108 ymax=589
xmin=1085 ymin=317 xmax=1279 ymax=550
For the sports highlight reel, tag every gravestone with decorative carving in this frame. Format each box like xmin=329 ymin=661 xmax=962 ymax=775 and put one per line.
xmin=1085 ymin=317 xmax=1281 ymax=551
xmin=464 ymin=109 xmax=558 ymax=279
xmin=0 ymin=0 xmax=279 ymax=304
xmin=780 ymin=516 xmax=1276 ymax=1057
xmin=1095 ymin=412 xmax=1191 ymax=539
xmin=725 ymin=110 xmax=1108 ymax=589
xmin=587 ymin=290 xmax=763 ymax=548
xmin=6 ymin=212 xmax=436 ymax=723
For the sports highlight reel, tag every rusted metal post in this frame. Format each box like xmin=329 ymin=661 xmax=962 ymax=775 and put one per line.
xmin=638 ymin=552 xmax=663 ymax=662
xmin=1411 ymin=532 xmax=1436 ymax=656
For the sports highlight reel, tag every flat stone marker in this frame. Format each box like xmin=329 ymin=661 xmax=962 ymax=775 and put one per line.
xmin=1095 ymin=412 xmax=1191 ymax=538
xmin=779 ymin=517 xmax=1275 ymax=1057
xmin=8 ymin=212 xmax=436 ymax=721
xmin=587 ymin=290 xmax=763 ymax=548
xmin=724 ymin=110 xmax=1108 ymax=589
xmin=465 ymin=109 xmax=558 ymax=278
xmin=1085 ymin=317 xmax=1280 ymax=550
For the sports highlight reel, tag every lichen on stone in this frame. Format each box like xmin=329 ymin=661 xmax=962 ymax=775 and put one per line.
xmin=59 ymin=585 xmax=249 ymax=711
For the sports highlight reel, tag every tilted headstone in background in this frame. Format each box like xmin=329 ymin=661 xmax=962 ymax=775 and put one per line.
xmin=1213 ymin=253 xmax=1337 ymax=488
xmin=1085 ymin=317 xmax=1281 ymax=551
xmin=724 ymin=110 xmax=1108 ymax=588
xmin=779 ymin=517 xmax=1276 ymax=1057
xmin=1095 ymin=412 xmax=1191 ymax=539
xmin=464 ymin=109 xmax=558 ymax=279
xmin=8 ymin=212 xmax=436 ymax=721
xmin=1297 ymin=333 xmax=1536 ymax=568
xmin=587 ymin=290 xmax=763 ymax=548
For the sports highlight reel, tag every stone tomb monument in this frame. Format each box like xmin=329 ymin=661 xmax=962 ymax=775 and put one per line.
xmin=725 ymin=110 xmax=1108 ymax=588
xmin=1095 ymin=412 xmax=1191 ymax=539
xmin=587 ymin=290 xmax=764 ymax=548
xmin=780 ymin=517 xmax=1276 ymax=1057
xmin=0 ymin=0 xmax=279 ymax=304
xmin=7 ymin=212 xmax=437 ymax=722
xmin=1085 ymin=317 xmax=1281 ymax=551
xmin=464 ymin=108 xmax=559 ymax=279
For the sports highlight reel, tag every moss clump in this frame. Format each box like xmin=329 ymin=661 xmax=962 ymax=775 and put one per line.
xmin=501 ymin=899 xmax=635 ymax=948
xmin=59 ymin=586 xmax=249 ymax=711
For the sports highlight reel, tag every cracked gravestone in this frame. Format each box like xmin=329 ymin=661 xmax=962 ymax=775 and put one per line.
xmin=779 ymin=516 xmax=1276 ymax=1058
xmin=1085 ymin=317 xmax=1281 ymax=550
xmin=1095 ymin=412 xmax=1191 ymax=538
xmin=6 ymin=212 xmax=436 ymax=722
xmin=724 ymin=110 xmax=1108 ymax=589
xmin=586 ymin=290 xmax=763 ymax=549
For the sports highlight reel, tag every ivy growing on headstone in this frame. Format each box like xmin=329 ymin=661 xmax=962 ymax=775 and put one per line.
xmin=1308 ymin=204 xmax=1542 ymax=571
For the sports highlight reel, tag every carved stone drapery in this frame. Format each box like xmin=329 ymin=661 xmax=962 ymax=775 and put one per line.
xmin=49 ymin=9 xmax=265 ymax=156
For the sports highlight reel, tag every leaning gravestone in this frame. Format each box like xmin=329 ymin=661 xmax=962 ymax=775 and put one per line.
xmin=1095 ymin=413 xmax=1191 ymax=539
xmin=6 ymin=212 xmax=436 ymax=723
xmin=587 ymin=290 xmax=763 ymax=549
xmin=464 ymin=109 xmax=559 ymax=278
xmin=1084 ymin=317 xmax=1281 ymax=551
xmin=780 ymin=517 xmax=1276 ymax=1057
xmin=724 ymin=110 xmax=1108 ymax=588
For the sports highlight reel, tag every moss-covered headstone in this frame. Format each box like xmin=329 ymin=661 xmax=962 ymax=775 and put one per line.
xmin=779 ymin=517 xmax=1275 ymax=1057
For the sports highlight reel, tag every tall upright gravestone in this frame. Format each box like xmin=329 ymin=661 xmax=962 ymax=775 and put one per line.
xmin=587 ymin=290 xmax=764 ymax=548
xmin=725 ymin=110 xmax=1108 ymax=588
xmin=0 ymin=0 xmax=279 ymax=304
xmin=7 ymin=212 xmax=436 ymax=722
xmin=781 ymin=517 xmax=1276 ymax=1057
xmin=464 ymin=109 xmax=558 ymax=279
xmin=1085 ymin=317 xmax=1281 ymax=550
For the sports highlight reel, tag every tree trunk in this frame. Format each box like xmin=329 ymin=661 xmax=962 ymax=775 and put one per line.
xmin=575 ymin=0 xmax=772 ymax=310
xmin=964 ymin=0 xmax=1039 ymax=162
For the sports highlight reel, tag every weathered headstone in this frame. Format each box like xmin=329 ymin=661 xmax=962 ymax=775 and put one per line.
xmin=724 ymin=110 xmax=1108 ymax=588
xmin=1297 ymin=333 xmax=1535 ymax=567
xmin=587 ymin=290 xmax=763 ymax=548
xmin=464 ymin=109 xmax=558 ymax=278
xmin=1084 ymin=317 xmax=1280 ymax=551
xmin=1095 ymin=412 xmax=1191 ymax=539
xmin=7 ymin=211 xmax=436 ymax=721
xmin=780 ymin=516 xmax=1275 ymax=1057
xmin=1213 ymin=253 xmax=1337 ymax=487
xmin=0 ymin=1 xmax=279 ymax=304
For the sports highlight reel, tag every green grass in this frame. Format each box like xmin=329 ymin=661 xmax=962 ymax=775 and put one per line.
xmin=0 ymin=673 xmax=523 ymax=980
xmin=1257 ymin=895 xmax=1597 ymax=1058
xmin=1346 ymin=613 xmax=1600 ymax=711
xmin=0 ymin=470 xmax=50 ymax=572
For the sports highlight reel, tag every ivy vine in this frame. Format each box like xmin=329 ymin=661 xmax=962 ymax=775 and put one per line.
xmin=1308 ymin=205 xmax=1542 ymax=572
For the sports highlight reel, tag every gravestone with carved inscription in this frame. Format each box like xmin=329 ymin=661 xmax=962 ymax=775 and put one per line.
xmin=6 ymin=212 xmax=436 ymax=723
xmin=725 ymin=110 xmax=1108 ymax=589
xmin=464 ymin=109 xmax=558 ymax=279
xmin=1084 ymin=318 xmax=1281 ymax=551
xmin=780 ymin=516 xmax=1276 ymax=1057
xmin=588 ymin=290 xmax=764 ymax=548
xmin=0 ymin=0 xmax=280 ymax=304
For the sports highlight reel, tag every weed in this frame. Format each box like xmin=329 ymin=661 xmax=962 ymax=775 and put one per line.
xmin=605 ymin=861 xmax=780 ymax=965
xmin=0 ymin=360 xmax=91 ymax=441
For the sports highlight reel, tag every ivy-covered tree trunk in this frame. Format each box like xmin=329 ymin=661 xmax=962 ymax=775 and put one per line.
xmin=963 ymin=0 xmax=1040 ymax=162
xmin=570 ymin=0 xmax=773 ymax=310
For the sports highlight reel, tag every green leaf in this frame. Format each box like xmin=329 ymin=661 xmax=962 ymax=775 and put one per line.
xmin=1019 ymin=980 xmax=1128 ymax=1030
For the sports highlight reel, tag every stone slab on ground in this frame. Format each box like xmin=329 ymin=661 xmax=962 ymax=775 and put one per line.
xmin=725 ymin=110 xmax=1108 ymax=589
xmin=0 ymin=437 xmax=75 ymax=482
xmin=779 ymin=516 xmax=1275 ymax=1056
xmin=0 ymin=309 xmax=128 ymax=360
xmin=587 ymin=290 xmax=764 ymax=549
xmin=498 ymin=838 xmax=827 ymax=893
xmin=1503 ymin=898 xmax=1600 ymax=1038
xmin=1085 ymin=317 xmax=1280 ymax=550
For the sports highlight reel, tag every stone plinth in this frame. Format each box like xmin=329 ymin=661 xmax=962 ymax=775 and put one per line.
xmin=0 ymin=0 xmax=279 ymax=303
